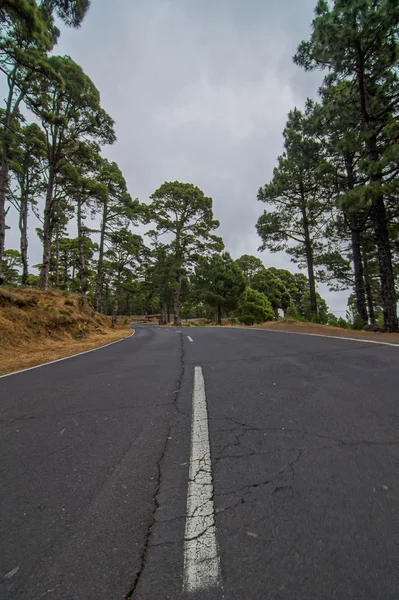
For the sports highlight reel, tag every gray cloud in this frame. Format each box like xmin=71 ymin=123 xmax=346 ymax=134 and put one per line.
xmin=5 ymin=0 xmax=348 ymax=314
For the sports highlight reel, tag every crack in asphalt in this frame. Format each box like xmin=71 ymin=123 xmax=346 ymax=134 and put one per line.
xmin=125 ymin=423 xmax=171 ymax=600
xmin=172 ymin=332 xmax=187 ymax=417
xmin=0 ymin=403 xmax=179 ymax=423
xmin=184 ymin=341 xmax=393 ymax=368
xmin=215 ymin=449 xmax=303 ymax=512
xmin=209 ymin=417 xmax=399 ymax=448
xmin=125 ymin=331 xmax=186 ymax=599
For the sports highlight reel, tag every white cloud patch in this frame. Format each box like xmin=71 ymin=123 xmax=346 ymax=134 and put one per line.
xmin=156 ymin=73 xmax=295 ymax=141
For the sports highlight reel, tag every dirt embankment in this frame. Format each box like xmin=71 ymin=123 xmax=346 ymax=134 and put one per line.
xmin=246 ymin=318 xmax=399 ymax=343
xmin=0 ymin=288 xmax=132 ymax=375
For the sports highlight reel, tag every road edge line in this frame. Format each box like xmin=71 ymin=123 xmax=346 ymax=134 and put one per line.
xmin=249 ymin=328 xmax=399 ymax=347
xmin=0 ymin=328 xmax=135 ymax=379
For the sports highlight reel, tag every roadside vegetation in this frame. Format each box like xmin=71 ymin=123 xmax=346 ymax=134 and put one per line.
xmin=1 ymin=0 xmax=398 ymax=352
xmin=0 ymin=287 xmax=131 ymax=375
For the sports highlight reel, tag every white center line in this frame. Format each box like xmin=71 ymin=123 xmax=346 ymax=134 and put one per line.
xmin=183 ymin=366 xmax=221 ymax=593
xmin=187 ymin=336 xmax=194 ymax=342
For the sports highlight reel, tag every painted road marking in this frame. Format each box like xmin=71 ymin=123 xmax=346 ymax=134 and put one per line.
xmin=0 ymin=329 xmax=135 ymax=379
xmin=250 ymin=328 xmax=399 ymax=347
xmin=187 ymin=336 xmax=194 ymax=342
xmin=183 ymin=366 xmax=221 ymax=593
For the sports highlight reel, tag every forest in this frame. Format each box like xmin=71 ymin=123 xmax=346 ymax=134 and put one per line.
xmin=1 ymin=0 xmax=398 ymax=331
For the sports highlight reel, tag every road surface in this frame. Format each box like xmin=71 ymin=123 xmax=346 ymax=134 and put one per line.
xmin=1 ymin=325 xmax=398 ymax=599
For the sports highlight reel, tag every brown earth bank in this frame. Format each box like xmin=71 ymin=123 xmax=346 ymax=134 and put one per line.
xmin=0 ymin=288 xmax=132 ymax=376
xmin=247 ymin=318 xmax=399 ymax=343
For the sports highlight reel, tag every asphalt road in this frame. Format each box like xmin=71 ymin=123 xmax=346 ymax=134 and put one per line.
xmin=1 ymin=325 xmax=398 ymax=600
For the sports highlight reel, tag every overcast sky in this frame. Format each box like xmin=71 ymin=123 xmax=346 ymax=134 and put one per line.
xmin=6 ymin=0 xmax=350 ymax=314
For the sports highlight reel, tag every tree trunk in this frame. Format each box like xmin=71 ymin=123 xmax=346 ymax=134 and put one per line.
xmin=95 ymin=200 xmax=107 ymax=312
xmin=19 ymin=192 xmax=29 ymax=285
xmin=305 ymin=245 xmax=317 ymax=319
xmin=77 ymin=197 xmax=87 ymax=294
xmin=0 ymin=155 xmax=8 ymax=278
xmin=163 ymin=301 xmax=168 ymax=325
xmin=104 ymin=281 xmax=110 ymax=315
xmin=173 ymin=271 xmax=182 ymax=326
xmin=300 ymin=182 xmax=317 ymax=319
xmin=54 ymin=229 xmax=60 ymax=288
xmin=0 ymin=74 xmax=23 ymax=277
xmin=217 ymin=302 xmax=222 ymax=325
xmin=344 ymin=156 xmax=368 ymax=324
xmin=356 ymin=50 xmax=397 ymax=332
xmin=111 ymin=294 xmax=118 ymax=328
xmin=167 ymin=304 xmax=170 ymax=323
xmin=372 ymin=193 xmax=397 ymax=332
xmin=363 ymin=252 xmax=376 ymax=325
xmin=350 ymin=223 xmax=368 ymax=324
xmin=40 ymin=169 xmax=55 ymax=290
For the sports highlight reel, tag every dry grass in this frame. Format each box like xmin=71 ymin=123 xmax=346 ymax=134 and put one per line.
xmin=247 ymin=318 xmax=399 ymax=341
xmin=0 ymin=288 xmax=132 ymax=375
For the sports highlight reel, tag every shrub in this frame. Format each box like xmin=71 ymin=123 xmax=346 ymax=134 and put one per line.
xmin=352 ymin=313 xmax=365 ymax=330
xmin=235 ymin=288 xmax=274 ymax=325
xmin=64 ymin=299 xmax=74 ymax=307
xmin=238 ymin=314 xmax=256 ymax=325
xmin=286 ymin=304 xmax=301 ymax=320
xmin=337 ymin=317 xmax=349 ymax=329
xmin=327 ymin=313 xmax=339 ymax=327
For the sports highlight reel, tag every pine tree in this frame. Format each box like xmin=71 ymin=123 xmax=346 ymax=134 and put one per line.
xmin=195 ymin=252 xmax=245 ymax=325
xmin=8 ymin=122 xmax=46 ymax=284
xmin=257 ymin=108 xmax=334 ymax=319
xmin=148 ymin=181 xmax=223 ymax=326
xmin=294 ymin=0 xmax=399 ymax=331
xmin=28 ymin=56 xmax=115 ymax=290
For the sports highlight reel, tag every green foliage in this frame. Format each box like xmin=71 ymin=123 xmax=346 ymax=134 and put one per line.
xmin=148 ymin=181 xmax=223 ymax=262
xmin=256 ymin=107 xmax=333 ymax=263
xmin=294 ymin=0 xmax=399 ymax=331
xmin=337 ymin=317 xmax=349 ymax=329
xmin=352 ymin=313 xmax=365 ymax=331
xmin=235 ymin=255 xmax=265 ymax=284
xmin=376 ymin=311 xmax=385 ymax=328
xmin=148 ymin=181 xmax=223 ymax=325
xmin=251 ymin=268 xmax=292 ymax=318
xmin=195 ymin=252 xmax=246 ymax=324
xmin=42 ymin=0 xmax=91 ymax=28
xmin=105 ymin=229 xmax=145 ymax=283
xmin=285 ymin=304 xmax=301 ymax=320
xmin=256 ymin=107 xmax=335 ymax=319
xmin=235 ymin=287 xmax=274 ymax=325
xmin=327 ymin=313 xmax=338 ymax=327
xmin=301 ymin=290 xmax=329 ymax=324
xmin=1 ymin=249 xmax=23 ymax=285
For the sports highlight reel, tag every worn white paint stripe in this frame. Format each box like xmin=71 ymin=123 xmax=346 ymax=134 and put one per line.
xmin=249 ymin=328 xmax=399 ymax=347
xmin=187 ymin=336 xmax=194 ymax=342
xmin=183 ymin=366 xmax=221 ymax=593
xmin=0 ymin=329 xmax=135 ymax=380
